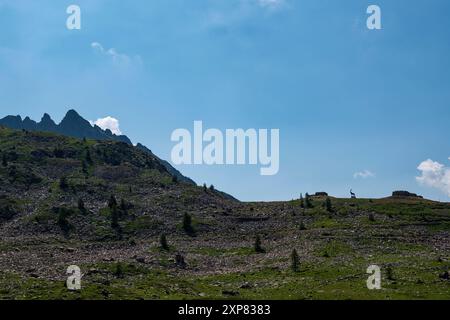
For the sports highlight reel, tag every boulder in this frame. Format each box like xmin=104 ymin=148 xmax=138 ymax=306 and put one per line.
xmin=392 ymin=191 xmax=423 ymax=199
xmin=314 ymin=192 xmax=328 ymax=197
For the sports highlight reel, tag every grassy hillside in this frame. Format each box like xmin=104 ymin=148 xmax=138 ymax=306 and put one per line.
xmin=0 ymin=126 xmax=449 ymax=300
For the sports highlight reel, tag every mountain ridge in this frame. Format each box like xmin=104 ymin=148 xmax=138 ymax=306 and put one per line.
xmin=0 ymin=109 xmax=196 ymax=186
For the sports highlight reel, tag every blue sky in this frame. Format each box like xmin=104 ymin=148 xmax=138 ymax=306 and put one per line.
xmin=0 ymin=0 xmax=449 ymax=201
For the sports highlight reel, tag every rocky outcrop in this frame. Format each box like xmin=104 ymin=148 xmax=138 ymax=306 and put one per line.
xmin=392 ymin=191 xmax=423 ymax=199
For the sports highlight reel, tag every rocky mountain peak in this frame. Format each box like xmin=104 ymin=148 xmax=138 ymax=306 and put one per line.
xmin=0 ymin=109 xmax=196 ymax=185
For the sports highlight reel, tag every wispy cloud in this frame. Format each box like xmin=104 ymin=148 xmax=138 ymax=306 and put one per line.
xmin=91 ymin=42 xmax=142 ymax=68
xmin=353 ymin=170 xmax=375 ymax=179
xmin=90 ymin=116 xmax=122 ymax=135
xmin=416 ymin=158 xmax=450 ymax=197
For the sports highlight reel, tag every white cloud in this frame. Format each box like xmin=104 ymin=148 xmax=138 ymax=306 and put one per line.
xmin=353 ymin=170 xmax=375 ymax=179
xmin=91 ymin=42 xmax=142 ymax=67
xmin=90 ymin=116 xmax=122 ymax=135
xmin=416 ymin=158 xmax=450 ymax=197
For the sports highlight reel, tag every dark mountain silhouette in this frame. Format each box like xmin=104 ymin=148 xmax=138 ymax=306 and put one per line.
xmin=0 ymin=110 xmax=131 ymax=144
xmin=0 ymin=109 xmax=195 ymax=185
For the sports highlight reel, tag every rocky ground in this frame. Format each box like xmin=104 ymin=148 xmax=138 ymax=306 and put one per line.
xmin=0 ymin=127 xmax=449 ymax=300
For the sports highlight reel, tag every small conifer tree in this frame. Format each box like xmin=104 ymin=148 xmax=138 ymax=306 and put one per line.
xmin=160 ymin=234 xmax=169 ymax=251
xmin=1 ymin=153 xmax=7 ymax=167
xmin=254 ymin=235 xmax=265 ymax=253
xmin=305 ymin=193 xmax=312 ymax=208
xmin=182 ymin=213 xmax=194 ymax=234
xmin=114 ymin=263 xmax=124 ymax=278
xmin=59 ymin=176 xmax=69 ymax=191
xmin=78 ymin=198 xmax=87 ymax=215
xmin=111 ymin=206 xmax=121 ymax=238
xmin=108 ymin=195 xmax=118 ymax=209
xmin=291 ymin=249 xmax=300 ymax=272
xmin=82 ymin=160 xmax=88 ymax=175
xmin=299 ymin=221 xmax=306 ymax=231
xmin=386 ymin=265 xmax=394 ymax=280
xmin=325 ymin=197 xmax=333 ymax=213
xmin=85 ymin=148 xmax=93 ymax=165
